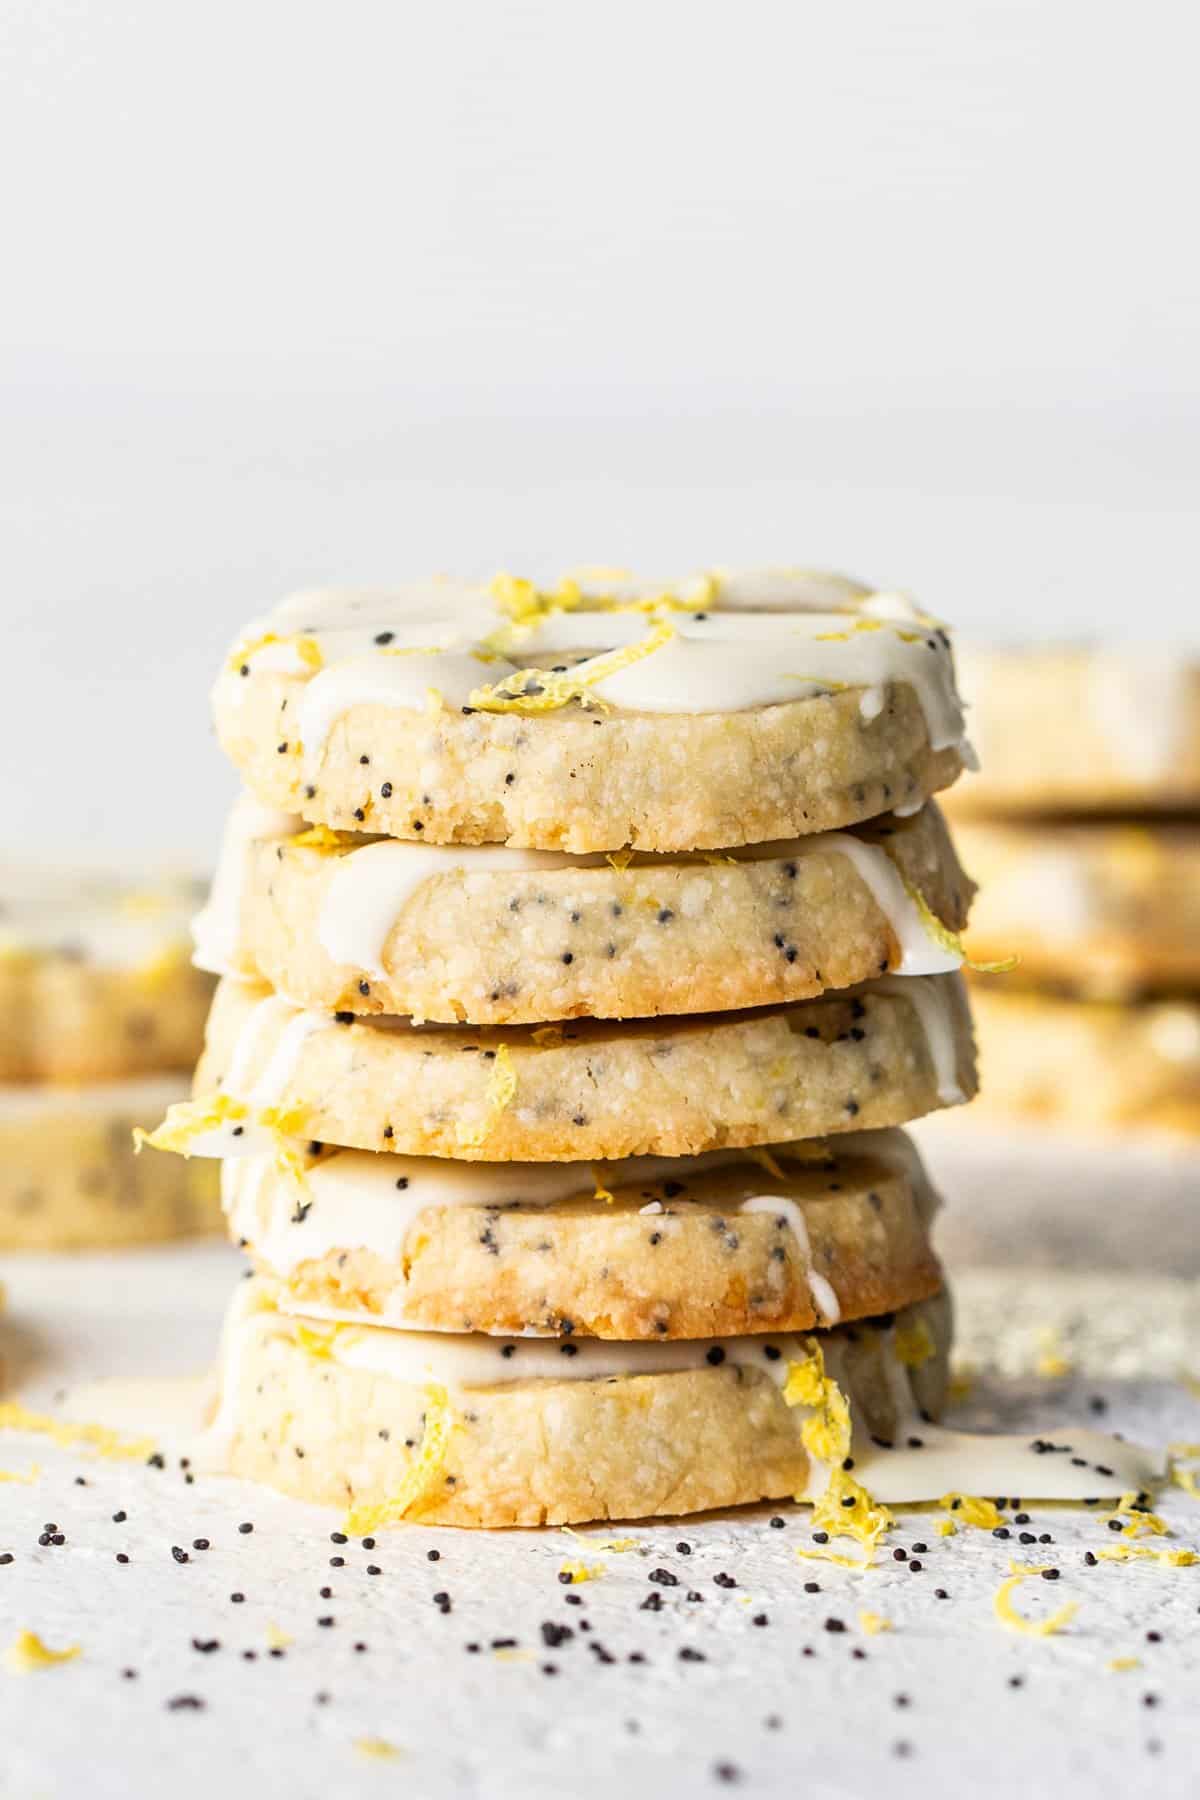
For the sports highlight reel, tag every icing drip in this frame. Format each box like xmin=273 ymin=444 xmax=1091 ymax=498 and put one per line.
xmin=875 ymin=974 xmax=967 ymax=1105
xmin=177 ymin=992 xmax=329 ymax=1159
xmin=193 ymin=795 xmax=303 ymax=976
xmin=788 ymin=834 xmax=962 ymax=976
xmin=741 ymin=1194 xmax=841 ymax=1323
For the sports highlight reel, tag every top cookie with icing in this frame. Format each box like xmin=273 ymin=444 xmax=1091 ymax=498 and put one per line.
xmin=212 ymin=569 xmax=972 ymax=852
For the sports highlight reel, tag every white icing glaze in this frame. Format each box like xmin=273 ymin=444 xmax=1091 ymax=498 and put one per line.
xmin=318 ymin=839 xmax=584 ymax=978
xmin=875 ymin=973 xmax=967 ymax=1106
xmin=234 ymin=573 xmax=970 ymax=765
xmin=192 ymin=795 xmax=303 ymax=976
xmin=741 ymin=1193 xmax=841 ymax=1324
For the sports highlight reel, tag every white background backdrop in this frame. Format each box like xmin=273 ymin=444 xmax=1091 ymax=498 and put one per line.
xmin=2 ymin=0 xmax=1196 ymax=867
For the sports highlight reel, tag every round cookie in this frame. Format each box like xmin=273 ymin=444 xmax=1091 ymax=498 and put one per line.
xmin=958 ymin=819 xmax=1200 ymax=997
xmin=966 ymin=985 xmax=1200 ymax=1135
xmin=211 ymin=1279 xmax=953 ymax=1528
xmin=211 ymin=801 xmax=972 ymax=1023
xmin=0 ymin=1076 xmax=221 ymax=1250
xmin=212 ymin=577 xmax=971 ymax=851
xmin=177 ymin=971 xmax=976 ymax=1163
xmin=224 ymin=1128 xmax=943 ymax=1338
xmin=0 ymin=869 xmax=214 ymax=1084
xmin=947 ymin=644 xmax=1200 ymax=817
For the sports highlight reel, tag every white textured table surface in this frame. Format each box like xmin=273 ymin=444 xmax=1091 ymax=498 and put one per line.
xmin=3 ymin=1241 xmax=1200 ymax=1800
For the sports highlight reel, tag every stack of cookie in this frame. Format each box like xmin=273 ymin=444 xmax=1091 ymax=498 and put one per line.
xmin=146 ymin=570 xmax=984 ymax=1528
xmin=1 ymin=870 xmax=218 ymax=1249
xmin=947 ymin=644 xmax=1200 ymax=1136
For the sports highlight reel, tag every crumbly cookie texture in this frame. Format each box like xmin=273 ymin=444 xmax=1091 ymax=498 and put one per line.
xmin=195 ymin=972 xmax=977 ymax=1161
xmin=0 ymin=1077 xmax=221 ymax=1250
xmin=223 ymin=804 xmax=972 ymax=1023
xmin=215 ymin=670 xmax=962 ymax=853
xmin=216 ymin=1283 xmax=951 ymax=1528
xmin=227 ymin=1131 xmax=942 ymax=1338
xmin=957 ymin=819 xmax=1200 ymax=997
xmin=965 ymin=985 xmax=1200 ymax=1135
xmin=0 ymin=870 xmax=213 ymax=1083
xmin=947 ymin=645 xmax=1200 ymax=817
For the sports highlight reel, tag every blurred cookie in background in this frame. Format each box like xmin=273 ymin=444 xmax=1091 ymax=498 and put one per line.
xmin=947 ymin=644 xmax=1200 ymax=819
xmin=0 ymin=869 xmax=219 ymax=1248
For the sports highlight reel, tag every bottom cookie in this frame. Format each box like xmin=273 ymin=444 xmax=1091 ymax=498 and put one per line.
xmin=967 ymin=985 xmax=1200 ymax=1135
xmin=213 ymin=1278 xmax=954 ymax=1528
xmin=0 ymin=1076 xmax=222 ymax=1250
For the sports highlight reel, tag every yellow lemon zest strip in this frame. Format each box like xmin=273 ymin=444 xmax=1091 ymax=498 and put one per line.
xmin=1105 ymin=1492 xmax=1169 ymax=1538
xmin=940 ymin=1493 xmax=1005 ymax=1531
xmin=859 ymin=1611 xmax=892 ymax=1635
xmin=0 ymin=1465 xmax=39 ymax=1484
xmin=290 ymin=824 xmax=358 ymax=853
xmin=343 ymin=1384 xmax=453 ymax=1533
xmin=1107 ymin=1657 xmax=1141 ymax=1672
xmin=4 ymin=1631 xmax=81 ymax=1673
xmin=905 ymin=882 xmax=1017 ymax=974
xmin=133 ymin=1094 xmax=248 ymax=1157
xmin=0 ymin=1401 xmax=154 ymax=1462
xmin=456 ymin=1045 xmax=518 ymax=1149
xmin=558 ymin=1560 xmax=604 ymax=1583
xmin=894 ymin=1317 xmax=937 ymax=1368
xmin=993 ymin=1564 xmax=1079 ymax=1637
xmin=747 ymin=1147 xmax=788 ymax=1181
xmin=466 ymin=621 xmax=675 ymax=715
xmin=561 ymin=1526 xmax=642 ymax=1553
xmin=1095 ymin=1544 xmax=1197 ymax=1567
xmin=355 ymin=1738 xmax=402 ymax=1760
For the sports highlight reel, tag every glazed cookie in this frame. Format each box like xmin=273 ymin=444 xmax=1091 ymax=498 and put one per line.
xmin=0 ymin=1076 xmax=221 ymax=1250
xmin=0 ymin=869 xmax=214 ymax=1084
xmin=958 ymin=819 xmax=1200 ymax=997
xmin=174 ymin=972 xmax=976 ymax=1163
xmin=947 ymin=645 xmax=1200 ymax=817
xmin=224 ymin=1128 xmax=943 ymax=1338
xmin=212 ymin=576 xmax=971 ymax=851
xmin=212 ymin=1280 xmax=954 ymax=1527
xmin=207 ymin=799 xmax=972 ymax=1023
xmin=966 ymin=986 xmax=1200 ymax=1135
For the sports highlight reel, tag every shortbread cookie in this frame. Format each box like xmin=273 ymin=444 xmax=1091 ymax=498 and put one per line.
xmin=958 ymin=819 xmax=1200 ymax=997
xmin=947 ymin=645 xmax=1200 ymax=817
xmin=179 ymin=972 xmax=976 ymax=1162
xmin=212 ymin=1280 xmax=954 ymax=1527
xmin=209 ymin=801 xmax=972 ymax=1022
xmin=967 ymin=986 xmax=1200 ymax=1135
xmin=212 ymin=577 xmax=971 ymax=851
xmin=225 ymin=1128 xmax=943 ymax=1338
xmin=0 ymin=870 xmax=213 ymax=1084
xmin=0 ymin=1077 xmax=221 ymax=1250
